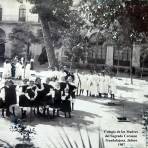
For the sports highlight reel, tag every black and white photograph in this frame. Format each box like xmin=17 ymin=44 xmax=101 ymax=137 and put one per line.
xmin=0 ymin=0 xmax=148 ymax=148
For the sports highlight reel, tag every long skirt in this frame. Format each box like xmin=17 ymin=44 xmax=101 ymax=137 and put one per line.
xmin=61 ymin=100 xmax=71 ymax=112
xmin=0 ymin=98 xmax=5 ymax=108
xmin=54 ymin=99 xmax=61 ymax=108
xmin=19 ymin=95 xmax=33 ymax=107
xmin=43 ymin=95 xmax=54 ymax=106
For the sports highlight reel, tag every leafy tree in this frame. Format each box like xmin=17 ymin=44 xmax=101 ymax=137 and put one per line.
xmin=140 ymin=45 xmax=148 ymax=78
xmin=78 ymin=0 xmax=148 ymax=84
xmin=9 ymin=24 xmax=38 ymax=61
xmin=17 ymin=0 xmax=73 ymax=68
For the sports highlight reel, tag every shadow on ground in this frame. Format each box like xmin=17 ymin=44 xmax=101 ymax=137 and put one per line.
xmin=23 ymin=109 xmax=102 ymax=129
xmin=79 ymin=96 xmax=147 ymax=125
xmin=116 ymin=86 xmax=138 ymax=92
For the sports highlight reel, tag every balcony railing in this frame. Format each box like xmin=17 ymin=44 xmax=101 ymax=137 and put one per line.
xmin=0 ymin=15 xmax=39 ymax=23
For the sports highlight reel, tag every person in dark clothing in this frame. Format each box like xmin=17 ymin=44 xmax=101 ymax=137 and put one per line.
xmin=34 ymin=77 xmax=45 ymax=115
xmin=34 ymin=77 xmax=45 ymax=101
xmin=19 ymin=79 xmax=29 ymax=93
xmin=19 ymin=79 xmax=37 ymax=108
xmin=43 ymin=78 xmax=54 ymax=105
xmin=0 ymin=80 xmax=9 ymax=117
xmin=11 ymin=62 xmax=16 ymax=78
xmin=42 ymin=78 xmax=54 ymax=116
xmin=52 ymin=82 xmax=62 ymax=117
xmin=38 ymin=47 xmax=48 ymax=65
xmin=54 ymin=83 xmax=62 ymax=108
xmin=19 ymin=79 xmax=37 ymax=118
xmin=30 ymin=58 xmax=34 ymax=70
xmin=0 ymin=97 xmax=5 ymax=117
xmin=67 ymin=76 xmax=77 ymax=111
xmin=1 ymin=80 xmax=17 ymax=116
xmin=61 ymin=88 xmax=71 ymax=118
xmin=62 ymin=66 xmax=70 ymax=80
xmin=59 ymin=76 xmax=67 ymax=96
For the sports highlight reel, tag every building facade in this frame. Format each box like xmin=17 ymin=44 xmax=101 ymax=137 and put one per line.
xmin=0 ymin=0 xmax=43 ymax=61
xmin=0 ymin=0 xmax=147 ymax=70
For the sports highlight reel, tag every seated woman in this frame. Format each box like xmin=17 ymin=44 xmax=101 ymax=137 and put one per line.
xmin=61 ymin=88 xmax=71 ymax=118
xmin=19 ymin=79 xmax=29 ymax=94
xmin=59 ymin=76 xmax=67 ymax=96
xmin=19 ymin=78 xmax=37 ymax=107
xmin=39 ymin=77 xmax=54 ymax=116
xmin=19 ymin=78 xmax=37 ymax=118
xmin=34 ymin=77 xmax=45 ymax=114
xmin=43 ymin=77 xmax=54 ymax=106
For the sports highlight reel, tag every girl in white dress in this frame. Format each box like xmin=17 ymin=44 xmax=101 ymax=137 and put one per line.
xmin=79 ymin=73 xmax=85 ymax=96
xmin=15 ymin=61 xmax=23 ymax=79
xmin=24 ymin=62 xmax=31 ymax=80
xmin=2 ymin=60 xmax=11 ymax=79
xmin=109 ymin=74 xmax=117 ymax=99
xmin=74 ymin=70 xmax=81 ymax=96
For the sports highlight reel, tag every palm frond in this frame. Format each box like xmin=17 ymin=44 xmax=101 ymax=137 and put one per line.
xmin=78 ymin=127 xmax=86 ymax=148
xmin=47 ymin=136 xmax=59 ymax=148
xmin=86 ymin=128 xmax=93 ymax=148
xmin=46 ymin=127 xmax=106 ymax=148
xmin=0 ymin=139 xmax=13 ymax=148
xmin=61 ymin=127 xmax=74 ymax=148
xmin=98 ymin=128 xmax=105 ymax=148
xmin=58 ymin=131 xmax=69 ymax=148
xmin=73 ymin=140 xmax=79 ymax=148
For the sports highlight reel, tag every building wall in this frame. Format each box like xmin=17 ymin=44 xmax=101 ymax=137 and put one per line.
xmin=0 ymin=0 xmax=38 ymax=22
xmin=0 ymin=23 xmax=42 ymax=58
xmin=0 ymin=0 xmax=42 ymax=59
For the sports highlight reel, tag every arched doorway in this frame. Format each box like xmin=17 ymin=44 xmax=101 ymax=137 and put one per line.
xmin=0 ymin=28 xmax=6 ymax=61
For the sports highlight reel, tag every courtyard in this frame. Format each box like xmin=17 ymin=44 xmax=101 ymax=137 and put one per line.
xmin=0 ymin=72 xmax=147 ymax=148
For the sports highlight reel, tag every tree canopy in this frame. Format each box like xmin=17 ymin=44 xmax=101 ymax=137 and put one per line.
xmin=9 ymin=24 xmax=38 ymax=59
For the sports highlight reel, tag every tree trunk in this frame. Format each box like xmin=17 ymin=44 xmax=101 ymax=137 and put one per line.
xmin=130 ymin=46 xmax=133 ymax=84
xmin=26 ymin=42 xmax=30 ymax=61
xmin=70 ymin=55 xmax=74 ymax=71
xmin=117 ymin=45 xmax=120 ymax=76
xmin=141 ymin=58 xmax=145 ymax=79
xmin=39 ymin=15 xmax=57 ymax=68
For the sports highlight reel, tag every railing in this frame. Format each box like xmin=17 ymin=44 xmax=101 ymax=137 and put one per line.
xmin=0 ymin=15 xmax=39 ymax=23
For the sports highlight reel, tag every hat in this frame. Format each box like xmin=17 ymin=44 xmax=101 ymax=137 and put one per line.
xmin=35 ymin=77 xmax=41 ymax=81
xmin=23 ymin=79 xmax=28 ymax=82
xmin=9 ymin=80 xmax=14 ymax=85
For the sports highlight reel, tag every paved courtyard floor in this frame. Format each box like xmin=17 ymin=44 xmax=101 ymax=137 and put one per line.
xmin=0 ymin=74 xmax=148 ymax=148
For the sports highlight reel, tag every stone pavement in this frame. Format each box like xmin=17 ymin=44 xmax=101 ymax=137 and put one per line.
xmin=0 ymin=76 xmax=147 ymax=148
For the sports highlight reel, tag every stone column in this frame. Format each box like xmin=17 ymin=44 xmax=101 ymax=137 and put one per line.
xmin=106 ymin=45 xmax=114 ymax=66
xmin=132 ymin=43 xmax=140 ymax=68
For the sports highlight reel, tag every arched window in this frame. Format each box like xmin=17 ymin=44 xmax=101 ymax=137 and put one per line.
xmin=19 ymin=4 xmax=26 ymax=22
xmin=0 ymin=5 xmax=2 ymax=21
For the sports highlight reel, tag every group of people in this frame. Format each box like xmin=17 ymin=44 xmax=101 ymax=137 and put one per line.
xmin=0 ymin=69 xmax=77 ymax=119
xmin=78 ymin=71 xmax=116 ymax=99
xmin=2 ymin=56 xmax=33 ymax=80
xmin=47 ymin=68 xmax=117 ymax=99
xmin=0 ymin=62 xmax=117 ymax=119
